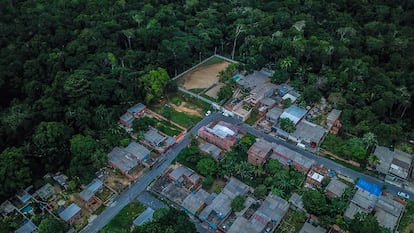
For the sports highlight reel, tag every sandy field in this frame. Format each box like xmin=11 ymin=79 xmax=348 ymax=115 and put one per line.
xmin=182 ymin=62 xmax=230 ymax=90
xmin=205 ymin=82 xmax=225 ymax=99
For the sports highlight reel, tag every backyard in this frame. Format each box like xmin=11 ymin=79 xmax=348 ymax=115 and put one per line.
xmin=100 ymin=202 xmax=146 ymax=233
xmin=151 ymin=92 xmax=211 ymax=128
xmin=276 ymin=210 xmax=307 ymax=233
xmin=399 ymin=201 xmax=414 ymax=233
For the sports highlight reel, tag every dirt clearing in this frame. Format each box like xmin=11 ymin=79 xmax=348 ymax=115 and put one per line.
xmin=205 ymin=83 xmax=225 ymax=99
xmin=172 ymin=102 xmax=202 ymax=116
xmin=182 ymin=62 xmax=230 ymax=90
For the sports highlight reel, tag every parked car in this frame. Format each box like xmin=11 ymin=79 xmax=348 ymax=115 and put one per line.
xmin=397 ymin=191 xmax=410 ymax=199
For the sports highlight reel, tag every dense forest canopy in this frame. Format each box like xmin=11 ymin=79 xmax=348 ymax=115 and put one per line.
xmin=0 ymin=0 xmax=413 ymax=200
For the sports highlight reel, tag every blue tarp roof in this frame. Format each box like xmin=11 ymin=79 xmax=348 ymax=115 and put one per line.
xmin=356 ymin=178 xmax=382 ymax=196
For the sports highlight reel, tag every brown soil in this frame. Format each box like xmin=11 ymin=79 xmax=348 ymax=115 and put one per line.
xmin=182 ymin=62 xmax=230 ymax=90
xmin=104 ymin=168 xmax=129 ymax=192
xmin=172 ymin=102 xmax=202 ymax=116
xmin=205 ymin=82 xmax=225 ymax=99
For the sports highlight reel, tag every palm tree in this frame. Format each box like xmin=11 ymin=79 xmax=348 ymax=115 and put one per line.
xmin=367 ymin=154 xmax=379 ymax=168
xmin=362 ymin=132 xmax=378 ymax=153
xmin=280 ymin=57 xmax=293 ymax=70
xmin=253 ymin=165 xmax=265 ymax=178
xmin=270 ymin=186 xmax=285 ymax=198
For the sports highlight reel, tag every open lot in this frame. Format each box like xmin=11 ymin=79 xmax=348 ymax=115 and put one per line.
xmin=204 ymin=83 xmax=225 ymax=99
xmin=101 ymin=202 xmax=146 ymax=233
xmin=182 ymin=61 xmax=229 ymax=90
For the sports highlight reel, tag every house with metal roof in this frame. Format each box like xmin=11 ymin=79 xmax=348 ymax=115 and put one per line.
xmin=34 ymin=183 xmax=55 ymax=201
xmin=198 ymin=121 xmax=240 ymax=151
xmin=326 ymin=109 xmax=342 ymax=134
xmin=344 ymin=179 xmax=381 ymax=219
xmin=199 ymin=142 xmax=223 ymax=161
xmin=271 ymin=144 xmax=315 ymax=173
xmin=237 ymin=71 xmax=271 ymax=90
xmin=247 ymin=139 xmax=274 ymax=166
xmin=125 ymin=142 xmax=151 ymax=162
xmin=258 ymin=97 xmax=277 ymax=113
xmin=108 ymin=147 xmax=139 ymax=180
xmin=389 ymin=149 xmax=413 ymax=179
xmin=325 ymin=179 xmax=348 ymax=198
xmin=119 ymin=112 xmax=135 ymax=128
xmin=168 ymin=164 xmax=202 ymax=188
xmin=127 ymin=103 xmax=146 ymax=118
xmin=280 ymin=105 xmax=308 ymax=125
xmin=199 ymin=178 xmax=250 ymax=222
xmin=143 ymin=127 xmax=176 ymax=152
xmin=133 ymin=207 xmax=154 ymax=226
xmin=15 ymin=220 xmax=37 ymax=233
xmin=291 ymin=120 xmax=327 ymax=148
xmin=277 ymin=84 xmax=294 ymax=96
xmin=182 ymin=189 xmax=210 ymax=216
xmin=59 ymin=203 xmax=81 ymax=225
xmin=289 ymin=193 xmax=304 ymax=211
xmin=79 ymin=179 xmax=103 ymax=203
xmin=299 ymin=222 xmax=327 ymax=233
xmin=374 ymin=195 xmax=405 ymax=231
xmin=0 ymin=200 xmax=16 ymax=216
xmin=374 ymin=146 xmax=394 ymax=175
xmin=16 ymin=190 xmax=32 ymax=204
xmin=266 ymin=107 xmax=283 ymax=124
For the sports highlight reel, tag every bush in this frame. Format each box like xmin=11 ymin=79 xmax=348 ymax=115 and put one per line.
xmin=231 ymin=195 xmax=246 ymax=212
xmin=202 ymin=176 xmax=214 ymax=190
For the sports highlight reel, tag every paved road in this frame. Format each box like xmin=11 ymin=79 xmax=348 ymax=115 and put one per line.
xmin=81 ymin=114 xmax=216 ymax=233
xmin=82 ymin=112 xmax=413 ymax=233
xmin=213 ymin=114 xmax=414 ymax=201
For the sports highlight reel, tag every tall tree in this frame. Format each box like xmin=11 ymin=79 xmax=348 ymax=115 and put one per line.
xmin=0 ymin=147 xmax=32 ymax=199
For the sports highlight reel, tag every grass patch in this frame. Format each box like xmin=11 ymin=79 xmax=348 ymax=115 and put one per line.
xmin=187 ymin=88 xmax=206 ymax=94
xmin=398 ymin=201 xmax=414 ymax=232
xmin=153 ymin=119 xmax=182 ymax=137
xmin=200 ymin=56 xmax=228 ymax=67
xmin=101 ymin=202 xmax=145 ymax=233
xmin=245 ymin=109 xmax=260 ymax=125
xmin=169 ymin=109 xmax=202 ymax=128
xmin=200 ymin=93 xmax=217 ymax=102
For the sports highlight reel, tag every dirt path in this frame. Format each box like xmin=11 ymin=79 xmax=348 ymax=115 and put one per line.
xmin=183 ymin=62 xmax=230 ymax=89
xmin=172 ymin=102 xmax=202 ymax=116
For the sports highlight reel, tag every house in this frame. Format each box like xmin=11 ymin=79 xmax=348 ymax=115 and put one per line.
xmin=144 ymin=127 xmax=167 ymax=147
xmin=119 ymin=112 xmax=134 ymax=128
xmin=168 ymin=164 xmax=202 ymax=187
xmin=227 ymin=194 xmax=289 ymax=233
xmin=124 ymin=142 xmax=151 ymax=163
xmin=258 ymin=97 xmax=277 ymax=114
xmin=266 ymin=107 xmax=283 ymax=124
xmin=306 ymin=170 xmax=325 ymax=188
xmin=199 ymin=178 xmax=250 ymax=222
xmin=271 ymin=144 xmax=315 ymax=173
xmin=199 ymin=142 xmax=223 ymax=161
xmin=59 ymin=203 xmax=82 ymax=225
xmin=374 ymin=146 xmax=394 ymax=175
xmin=182 ymin=189 xmax=210 ymax=216
xmin=133 ymin=207 xmax=154 ymax=226
xmin=237 ymin=70 xmax=271 ymax=90
xmin=198 ymin=121 xmax=240 ymax=151
xmin=299 ymin=222 xmax=327 ymax=233
xmin=325 ymin=179 xmax=348 ymax=198
xmin=15 ymin=220 xmax=37 ymax=233
xmin=289 ymin=193 xmax=305 ymax=211
xmin=282 ymin=93 xmax=298 ymax=103
xmin=344 ymin=179 xmax=381 ymax=219
xmin=108 ymin=147 xmax=139 ymax=180
xmin=34 ymin=183 xmax=56 ymax=201
xmin=16 ymin=190 xmax=32 ymax=204
xmin=143 ymin=127 xmax=176 ymax=152
xmin=374 ymin=195 xmax=405 ymax=231
xmin=127 ymin=103 xmax=146 ymax=118
xmin=247 ymin=139 xmax=273 ymax=166
xmin=291 ymin=120 xmax=327 ymax=148
xmin=226 ymin=100 xmax=252 ymax=122
xmin=374 ymin=146 xmax=413 ymax=180
xmin=389 ymin=149 xmax=413 ymax=180
xmin=0 ymin=200 xmax=16 ymax=216
xmin=277 ymin=84 xmax=294 ymax=96
xmin=247 ymin=83 xmax=277 ymax=107
xmin=280 ymin=105 xmax=308 ymax=125
xmin=326 ymin=109 xmax=342 ymax=134
xmin=79 ymin=178 xmax=103 ymax=204
xmin=53 ymin=173 xmax=69 ymax=189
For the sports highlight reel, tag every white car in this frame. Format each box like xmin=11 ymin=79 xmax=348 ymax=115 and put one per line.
xmin=205 ymin=110 xmax=211 ymax=116
xmin=397 ymin=191 xmax=410 ymax=199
